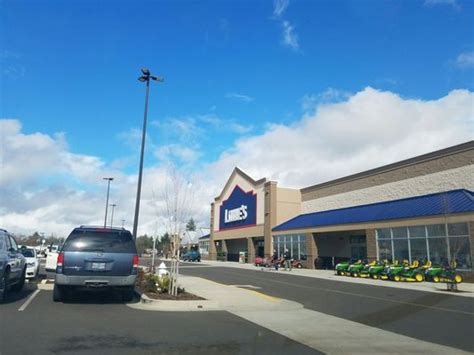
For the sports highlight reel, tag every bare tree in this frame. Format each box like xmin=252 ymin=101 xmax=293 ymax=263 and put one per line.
xmin=160 ymin=165 xmax=195 ymax=296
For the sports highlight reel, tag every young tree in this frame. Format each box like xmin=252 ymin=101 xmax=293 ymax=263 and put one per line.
xmin=186 ymin=218 xmax=196 ymax=231
xmin=159 ymin=166 xmax=195 ymax=296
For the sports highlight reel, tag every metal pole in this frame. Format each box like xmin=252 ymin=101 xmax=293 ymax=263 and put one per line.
xmin=103 ymin=178 xmax=113 ymax=228
xmin=110 ymin=204 xmax=116 ymax=228
xmin=132 ymin=78 xmax=150 ymax=240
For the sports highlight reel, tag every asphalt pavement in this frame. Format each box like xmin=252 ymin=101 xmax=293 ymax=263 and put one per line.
xmin=177 ymin=261 xmax=474 ymax=352
xmin=0 ymin=260 xmax=318 ymax=355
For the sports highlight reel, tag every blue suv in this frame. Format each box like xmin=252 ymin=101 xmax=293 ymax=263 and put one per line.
xmin=0 ymin=229 xmax=26 ymax=302
xmin=54 ymin=226 xmax=139 ymax=302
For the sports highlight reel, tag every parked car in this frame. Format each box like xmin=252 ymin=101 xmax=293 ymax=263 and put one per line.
xmin=53 ymin=226 xmax=139 ymax=302
xmin=0 ymin=229 xmax=27 ymax=302
xmin=19 ymin=246 xmax=40 ymax=279
xmin=181 ymin=250 xmax=201 ymax=262
xmin=45 ymin=246 xmax=60 ymax=272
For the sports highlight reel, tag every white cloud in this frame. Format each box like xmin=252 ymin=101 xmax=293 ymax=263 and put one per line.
xmin=225 ymin=92 xmax=254 ymax=103
xmin=154 ymin=144 xmax=200 ymax=163
xmin=273 ymin=0 xmax=289 ymax=18
xmin=282 ymin=21 xmax=299 ymax=50
xmin=2 ymin=87 xmax=473 ymax=238
xmin=204 ymin=87 xmax=474 ymax=189
xmin=455 ymin=51 xmax=474 ymax=68
xmin=301 ymin=88 xmax=352 ymax=112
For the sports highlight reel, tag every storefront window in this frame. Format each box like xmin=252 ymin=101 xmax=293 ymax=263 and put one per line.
xmin=408 ymin=226 xmax=425 ymax=238
xmin=427 ymin=224 xmax=446 ymax=237
xmin=392 ymin=227 xmax=407 ymax=239
xmin=410 ymin=238 xmax=428 ymax=262
xmin=273 ymin=234 xmax=306 ymax=260
xmin=378 ymin=239 xmax=392 ymax=261
xmin=377 ymin=222 xmax=471 ymax=269
xmin=448 ymin=223 xmax=469 ymax=236
xmin=449 ymin=237 xmax=472 ymax=269
xmin=393 ymin=238 xmax=409 ymax=261
xmin=428 ymin=237 xmax=448 ymax=265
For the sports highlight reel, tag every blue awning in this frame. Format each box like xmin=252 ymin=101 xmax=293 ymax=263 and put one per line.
xmin=272 ymin=189 xmax=474 ymax=232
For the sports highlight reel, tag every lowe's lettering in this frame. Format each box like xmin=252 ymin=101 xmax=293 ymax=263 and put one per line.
xmin=224 ymin=205 xmax=248 ymax=223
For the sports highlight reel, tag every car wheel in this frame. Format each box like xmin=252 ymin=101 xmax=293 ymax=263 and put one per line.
xmin=0 ymin=269 xmax=10 ymax=302
xmin=11 ymin=267 xmax=26 ymax=292
xmin=121 ymin=287 xmax=134 ymax=302
xmin=53 ymin=284 xmax=63 ymax=302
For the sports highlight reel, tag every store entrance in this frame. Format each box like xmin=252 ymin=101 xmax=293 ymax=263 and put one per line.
xmin=314 ymin=230 xmax=367 ymax=269
xmin=255 ymin=239 xmax=265 ymax=258
xmin=226 ymin=238 xmax=248 ymax=262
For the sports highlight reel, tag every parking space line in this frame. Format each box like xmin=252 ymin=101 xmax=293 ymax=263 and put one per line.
xmin=18 ymin=290 xmax=41 ymax=311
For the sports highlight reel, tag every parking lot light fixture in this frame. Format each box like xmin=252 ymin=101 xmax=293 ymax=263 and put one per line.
xmin=103 ymin=177 xmax=114 ymax=228
xmin=132 ymin=68 xmax=163 ymax=240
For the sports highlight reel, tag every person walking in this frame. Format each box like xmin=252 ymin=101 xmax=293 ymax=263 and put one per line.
xmin=272 ymin=250 xmax=279 ymax=271
xmin=284 ymin=248 xmax=292 ymax=271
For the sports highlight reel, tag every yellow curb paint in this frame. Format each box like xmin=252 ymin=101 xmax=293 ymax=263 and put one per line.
xmin=242 ymin=289 xmax=280 ymax=303
xmin=200 ymin=277 xmax=279 ymax=302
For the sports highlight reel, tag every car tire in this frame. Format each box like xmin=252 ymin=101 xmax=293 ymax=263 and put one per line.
xmin=121 ymin=287 xmax=134 ymax=302
xmin=53 ymin=284 xmax=63 ymax=302
xmin=0 ymin=269 xmax=10 ymax=303
xmin=11 ymin=267 xmax=26 ymax=292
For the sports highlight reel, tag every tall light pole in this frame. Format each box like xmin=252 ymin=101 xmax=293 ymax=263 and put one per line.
xmin=103 ymin=177 xmax=114 ymax=228
xmin=132 ymin=68 xmax=163 ymax=240
xmin=109 ymin=204 xmax=116 ymax=228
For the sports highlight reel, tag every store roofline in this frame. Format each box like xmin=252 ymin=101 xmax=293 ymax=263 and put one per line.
xmin=273 ymin=189 xmax=474 ymax=233
xmin=214 ymin=166 xmax=267 ymax=201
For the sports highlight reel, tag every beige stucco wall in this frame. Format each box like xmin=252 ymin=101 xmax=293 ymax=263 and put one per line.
xmin=276 ymin=187 xmax=301 ymax=225
xmin=213 ymin=173 xmax=265 ymax=232
xmin=213 ymin=225 xmax=265 ymax=240
xmin=302 ymin=165 xmax=474 ymax=214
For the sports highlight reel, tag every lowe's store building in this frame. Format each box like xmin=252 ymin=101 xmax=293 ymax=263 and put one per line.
xmin=208 ymin=141 xmax=474 ymax=271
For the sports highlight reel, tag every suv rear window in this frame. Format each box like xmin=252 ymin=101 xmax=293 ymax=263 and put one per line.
xmin=63 ymin=230 xmax=137 ymax=254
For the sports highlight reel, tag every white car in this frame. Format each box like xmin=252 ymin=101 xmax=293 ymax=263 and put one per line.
xmin=45 ymin=249 xmax=59 ymax=272
xmin=19 ymin=247 xmax=40 ymax=279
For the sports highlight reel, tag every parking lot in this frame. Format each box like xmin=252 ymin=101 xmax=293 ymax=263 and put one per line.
xmin=1 ymin=257 xmax=473 ymax=354
xmin=0 ymin=259 xmax=318 ymax=355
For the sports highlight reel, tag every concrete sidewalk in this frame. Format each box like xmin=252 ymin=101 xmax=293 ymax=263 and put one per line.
xmin=196 ymin=259 xmax=474 ymax=297
xmin=129 ymin=275 xmax=470 ymax=354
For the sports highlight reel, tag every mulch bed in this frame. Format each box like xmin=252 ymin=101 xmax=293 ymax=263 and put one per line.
xmin=144 ymin=291 xmax=205 ymax=301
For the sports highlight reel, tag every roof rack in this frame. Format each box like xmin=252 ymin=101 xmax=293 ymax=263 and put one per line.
xmin=78 ymin=225 xmax=126 ymax=230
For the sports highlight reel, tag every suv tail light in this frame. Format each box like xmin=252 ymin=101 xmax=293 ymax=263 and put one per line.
xmin=57 ymin=252 xmax=64 ymax=267
xmin=132 ymin=255 xmax=139 ymax=268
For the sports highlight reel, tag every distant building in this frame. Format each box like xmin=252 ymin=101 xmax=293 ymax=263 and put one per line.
xmin=180 ymin=228 xmax=210 ymax=252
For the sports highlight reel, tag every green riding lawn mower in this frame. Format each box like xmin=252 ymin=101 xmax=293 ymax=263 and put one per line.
xmin=335 ymin=258 xmax=464 ymax=285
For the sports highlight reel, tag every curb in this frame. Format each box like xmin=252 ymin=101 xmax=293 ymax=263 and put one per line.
xmin=131 ymin=292 xmax=219 ymax=312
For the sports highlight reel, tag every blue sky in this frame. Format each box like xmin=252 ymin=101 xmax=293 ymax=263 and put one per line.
xmin=1 ymin=0 xmax=473 ymax=236
xmin=2 ymin=0 xmax=473 ymax=167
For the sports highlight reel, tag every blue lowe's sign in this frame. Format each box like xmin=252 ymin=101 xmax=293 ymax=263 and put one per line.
xmin=219 ymin=185 xmax=257 ymax=230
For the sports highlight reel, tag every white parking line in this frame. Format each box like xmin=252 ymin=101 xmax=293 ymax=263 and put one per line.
xmin=18 ymin=289 xmax=41 ymax=312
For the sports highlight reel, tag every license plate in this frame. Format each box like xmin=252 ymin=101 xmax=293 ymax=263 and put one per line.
xmin=91 ymin=262 xmax=106 ymax=270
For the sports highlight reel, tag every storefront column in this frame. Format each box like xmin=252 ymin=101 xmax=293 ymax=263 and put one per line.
xmin=469 ymin=221 xmax=474 ymax=267
xmin=247 ymin=237 xmax=256 ymax=264
xmin=305 ymin=233 xmax=318 ymax=269
xmin=366 ymin=229 xmax=377 ymax=260
xmin=209 ymin=239 xmax=217 ymax=261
